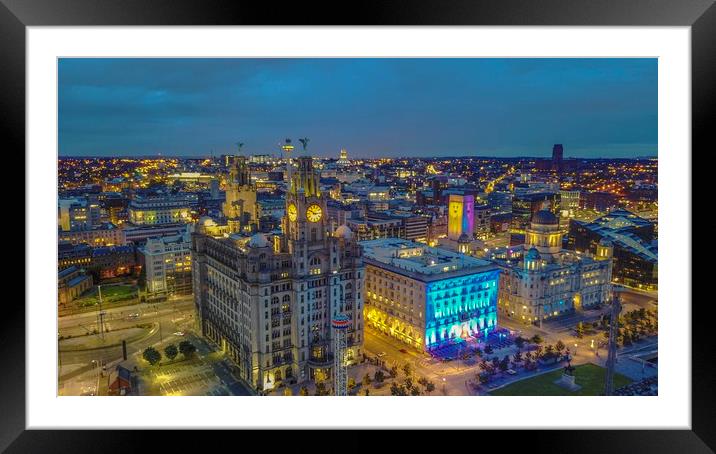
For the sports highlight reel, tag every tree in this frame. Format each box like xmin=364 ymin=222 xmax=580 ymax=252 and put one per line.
xmin=362 ymin=373 xmax=372 ymax=387
xmin=491 ymin=357 xmax=501 ymax=370
xmin=499 ymin=356 xmax=510 ymax=372
xmin=474 ymin=347 xmax=483 ymax=357
xmin=545 ymin=344 xmax=555 ymax=356
xmin=478 ymin=372 xmax=491 ymax=384
xmin=164 ymin=344 xmax=178 ymax=361
xmin=348 ymin=377 xmax=356 ymax=390
xmin=374 ymin=370 xmax=385 ymax=384
xmin=404 ymin=377 xmax=413 ymax=390
xmin=389 ymin=365 xmax=398 ymax=378
xmin=390 ymin=382 xmax=406 ymax=396
xmin=417 ymin=376 xmax=428 ymax=387
xmin=178 ymin=340 xmax=197 ymax=358
xmin=142 ymin=346 xmax=161 ymax=365
xmin=535 ymin=345 xmax=544 ymax=358
xmin=479 ymin=359 xmax=490 ymax=372
xmin=530 ymin=334 xmax=543 ymax=344
xmin=512 ymin=350 xmax=523 ymax=363
xmin=410 ymin=387 xmax=421 ymax=396
xmin=576 ymin=322 xmax=585 ymax=339
xmin=402 ymin=362 xmax=412 ymax=377
xmin=364 ymin=388 xmax=370 ymax=396
xmin=299 ymin=386 xmax=309 ymax=396
xmin=514 ymin=336 xmax=526 ymax=349
xmin=555 ymin=340 xmax=565 ymax=353
xmin=425 ymin=381 xmax=436 ymax=395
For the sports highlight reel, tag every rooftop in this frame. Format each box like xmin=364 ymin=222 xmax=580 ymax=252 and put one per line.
xmin=361 ymin=238 xmax=496 ymax=281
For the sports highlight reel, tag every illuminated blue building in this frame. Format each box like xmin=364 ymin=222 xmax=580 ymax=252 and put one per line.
xmin=362 ymin=238 xmax=499 ymax=351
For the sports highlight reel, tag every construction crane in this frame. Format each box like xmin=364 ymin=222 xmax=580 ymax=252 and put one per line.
xmin=604 ymin=293 xmax=622 ymax=395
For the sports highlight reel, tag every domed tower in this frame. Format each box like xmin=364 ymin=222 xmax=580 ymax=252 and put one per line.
xmin=524 ymin=246 xmax=542 ymax=271
xmin=525 ymin=209 xmax=562 ymax=259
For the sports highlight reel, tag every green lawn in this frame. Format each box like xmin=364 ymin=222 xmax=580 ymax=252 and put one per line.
xmin=77 ymin=284 xmax=137 ymax=307
xmin=490 ymin=363 xmax=632 ymax=396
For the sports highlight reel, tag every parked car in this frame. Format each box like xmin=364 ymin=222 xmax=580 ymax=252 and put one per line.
xmin=506 ymin=369 xmax=517 ymax=375
xmin=399 ymin=348 xmax=408 ymax=354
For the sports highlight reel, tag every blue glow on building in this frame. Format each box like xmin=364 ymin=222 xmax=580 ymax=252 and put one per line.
xmin=424 ymin=269 xmax=500 ymax=349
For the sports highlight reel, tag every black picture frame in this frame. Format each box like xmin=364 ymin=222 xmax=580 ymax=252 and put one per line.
xmin=5 ymin=0 xmax=711 ymax=450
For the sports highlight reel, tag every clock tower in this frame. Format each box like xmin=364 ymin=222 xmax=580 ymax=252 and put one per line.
xmin=283 ymin=156 xmax=328 ymax=245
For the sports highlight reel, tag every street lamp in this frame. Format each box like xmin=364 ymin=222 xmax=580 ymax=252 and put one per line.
xmin=442 ymin=377 xmax=447 ymax=395
xmin=574 ymin=343 xmax=578 ymax=356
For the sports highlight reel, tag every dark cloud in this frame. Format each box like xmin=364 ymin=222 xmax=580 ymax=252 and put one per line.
xmin=58 ymin=58 xmax=657 ymax=158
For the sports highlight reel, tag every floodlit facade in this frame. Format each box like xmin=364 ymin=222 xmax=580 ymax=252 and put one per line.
xmin=222 ymin=155 xmax=258 ymax=233
xmin=128 ymin=194 xmax=195 ymax=225
xmin=362 ymin=238 xmax=499 ymax=352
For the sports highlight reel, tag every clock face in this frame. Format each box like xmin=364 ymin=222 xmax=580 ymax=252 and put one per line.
xmin=306 ymin=204 xmax=323 ymax=223
xmin=287 ymin=203 xmax=298 ymax=222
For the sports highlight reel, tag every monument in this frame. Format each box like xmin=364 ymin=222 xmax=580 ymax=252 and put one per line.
xmin=555 ymin=361 xmax=581 ymax=392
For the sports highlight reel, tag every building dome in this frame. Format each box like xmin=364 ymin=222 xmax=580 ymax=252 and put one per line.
xmin=458 ymin=233 xmax=471 ymax=243
xmin=526 ymin=247 xmax=541 ymax=260
xmin=334 ymin=225 xmax=354 ymax=240
xmin=199 ymin=216 xmax=217 ymax=227
xmin=247 ymin=233 xmax=270 ymax=248
xmin=532 ymin=209 xmax=558 ymax=225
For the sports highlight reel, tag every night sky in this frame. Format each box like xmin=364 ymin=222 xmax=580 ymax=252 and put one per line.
xmin=58 ymin=58 xmax=657 ymax=159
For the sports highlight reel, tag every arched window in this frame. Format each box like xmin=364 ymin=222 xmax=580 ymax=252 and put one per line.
xmin=309 ymin=256 xmax=322 ymax=266
xmin=282 ymin=294 xmax=291 ymax=302
xmin=272 ymin=297 xmax=279 ymax=305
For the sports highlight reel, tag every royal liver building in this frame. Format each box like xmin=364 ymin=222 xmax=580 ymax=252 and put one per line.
xmin=192 ymin=150 xmax=364 ymax=392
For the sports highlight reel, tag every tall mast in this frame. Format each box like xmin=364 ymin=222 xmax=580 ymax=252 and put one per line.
xmin=604 ymin=293 xmax=622 ymax=395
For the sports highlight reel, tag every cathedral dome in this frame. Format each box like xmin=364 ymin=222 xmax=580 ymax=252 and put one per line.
xmin=247 ymin=233 xmax=270 ymax=248
xmin=334 ymin=225 xmax=354 ymax=240
xmin=526 ymin=247 xmax=541 ymax=260
xmin=532 ymin=209 xmax=558 ymax=226
xmin=199 ymin=216 xmax=217 ymax=227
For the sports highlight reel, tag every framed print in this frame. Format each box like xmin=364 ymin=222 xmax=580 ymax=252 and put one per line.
xmin=6 ymin=0 xmax=713 ymax=450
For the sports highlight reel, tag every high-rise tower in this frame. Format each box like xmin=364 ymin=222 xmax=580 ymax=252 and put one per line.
xmin=552 ymin=144 xmax=564 ymax=173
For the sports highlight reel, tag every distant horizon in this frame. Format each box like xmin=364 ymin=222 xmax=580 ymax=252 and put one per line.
xmin=58 ymin=152 xmax=657 ymax=160
xmin=59 ymin=58 xmax=657 ymax=158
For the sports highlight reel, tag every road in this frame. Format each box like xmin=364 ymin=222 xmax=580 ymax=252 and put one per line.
xmin=59 ymin=297 xmax=197 ymax=382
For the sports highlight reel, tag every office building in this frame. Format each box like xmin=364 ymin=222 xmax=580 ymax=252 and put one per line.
xmin=58 ymin=223 xmax=125 ymax=246
xmin=128 ymin=194 xmax=196 ymax=225
xmin=568 ymin=209 xmax=657 ymax=289
xmin=362 ymin=238 xmax=500 ymax=351
xmin=140 ymin=228 xmax=193 ymax=297
xmin=192 ymin=155 xmax=365 ymax=391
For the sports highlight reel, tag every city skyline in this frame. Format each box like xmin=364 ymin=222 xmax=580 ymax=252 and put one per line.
xmin=59 ymin=58 xmax=657 ymax=159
